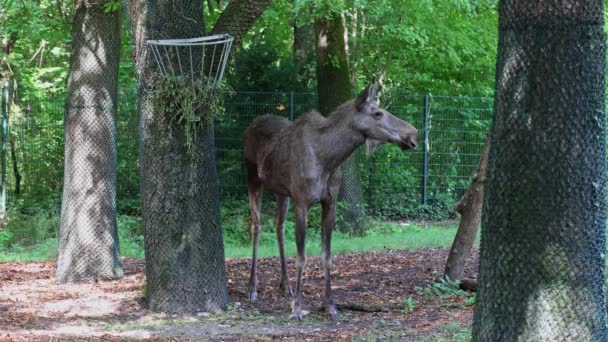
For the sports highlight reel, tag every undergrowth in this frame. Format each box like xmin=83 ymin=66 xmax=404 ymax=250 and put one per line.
xmin=0 ymin=197 xmax=461 ymax=262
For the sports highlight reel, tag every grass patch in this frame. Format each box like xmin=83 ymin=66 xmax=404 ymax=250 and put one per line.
xmin=0 ymin=218 xmax=460 ymax=263
xmin=0 ymin=238 xmax=58 ymax=263
xmin=0 ymin=196 xmax=466 ymax=263
xmin=224 ymin=222 xmax=459 ymax=259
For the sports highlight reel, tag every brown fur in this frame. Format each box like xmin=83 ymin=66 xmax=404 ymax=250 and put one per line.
xmin=243 ymin=86 xmax=418 ymax=320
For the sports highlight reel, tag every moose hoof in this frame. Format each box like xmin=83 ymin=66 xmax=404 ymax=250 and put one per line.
xmin=290 ymin=309 xmax=310 ymax=321
xmin=247 ymin=290 xmax=258 ymax=302
xmin=326 ymin=306 xmax=338 ymax=320
xmin=280 ymin=284 xmax=293 ymax=299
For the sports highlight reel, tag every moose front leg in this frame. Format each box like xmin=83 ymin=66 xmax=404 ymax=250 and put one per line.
xmin=246 ymin=178 xmax=263 ymax=301
xmin=275 ymin=195 xmax=292 ymax=298
xmin=321 ymin=198 xmax=337 ymax=319
xmin=292 ymin=203 xmax=308 ymax=320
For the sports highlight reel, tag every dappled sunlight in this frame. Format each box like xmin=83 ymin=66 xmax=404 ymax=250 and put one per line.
xmin=1 ymin=249 xmax=478 ymax=340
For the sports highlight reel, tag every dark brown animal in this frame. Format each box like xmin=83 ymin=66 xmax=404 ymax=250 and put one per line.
xmin=243 ymin=86 xmax=418 ymax=320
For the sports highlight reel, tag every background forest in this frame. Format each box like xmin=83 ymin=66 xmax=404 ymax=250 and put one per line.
xmin=2 ymin=0 xmax=498 ymax=96
xmin=0 ymin=0 xmax=498 ymax=259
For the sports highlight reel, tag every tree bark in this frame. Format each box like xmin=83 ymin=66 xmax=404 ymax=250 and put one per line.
xmin=127 ymin=0 xmax=271 ymax=314
xmin=315 ymin=12 xmax=366 ymax=235
xmin=127 ymin=0 xmax=234 ymax=313
xmin=443 ymin=136 xmax=489 ymax=281
xmin=210 ymin=0 xmax=272 ymax=47
xmin=472 ymin=1 xmax=607 ymax=339
xmin=56 ymin=0 xmax=123 ymax=282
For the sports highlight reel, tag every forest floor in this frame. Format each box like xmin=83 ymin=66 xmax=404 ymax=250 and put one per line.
xmin=0 ymin=249 xmax=478 ymax=341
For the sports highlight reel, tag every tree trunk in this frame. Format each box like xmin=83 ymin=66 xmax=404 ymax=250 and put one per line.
xmin=315 ymin=12 xmax=366 ymax=235
xmin=472 ymin=1 xmax=607 ymax=340
xmin=127 ymin=0 xmax=230 ymax=313
xmin=56 ymin=0 xmax=123 ymax=282
xmin=443 ymin=137 xmax=489 ymax=281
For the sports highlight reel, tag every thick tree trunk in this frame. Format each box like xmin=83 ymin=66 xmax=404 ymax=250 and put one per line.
xmin=127 ymin=0 xmax=228 ymax=313
xmin=315 ymin=13 xmax=366 ymax=235
xmin=472 ymin=1 xmax=607 ymax=340
xmin=56 ymin=0 xmax=123 ymax=282
xmin=443 ymin=137 xmax=489 ymax=282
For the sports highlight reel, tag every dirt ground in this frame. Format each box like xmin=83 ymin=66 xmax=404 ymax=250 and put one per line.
xmin=0 ymin=249 xmax=478 ymax=341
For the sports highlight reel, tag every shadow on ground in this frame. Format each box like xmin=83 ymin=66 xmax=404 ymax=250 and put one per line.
xmin=0 ymin=249 xmax=478 ymax=341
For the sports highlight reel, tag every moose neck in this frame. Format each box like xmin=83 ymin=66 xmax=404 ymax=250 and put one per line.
xmin=315 ymin=109 xmax=365 ymax=172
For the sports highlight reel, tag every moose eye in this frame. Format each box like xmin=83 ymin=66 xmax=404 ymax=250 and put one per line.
xmin=373 ymin=111 xmax=383 ymax=118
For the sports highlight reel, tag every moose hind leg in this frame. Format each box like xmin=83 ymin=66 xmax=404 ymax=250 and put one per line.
xmin=321 ymin=198 xmax=337 ymax=319
xmin=247 ymin=165 xmax=263 ymax=302
xmin=275 ymin=194 xmax=292 ymax=298
xmin=292 ymin=203 xmax=308 ymax=320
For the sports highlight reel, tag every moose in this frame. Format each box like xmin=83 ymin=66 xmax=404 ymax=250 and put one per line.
xmin=243 ymin=86 xmax=419 ymax=320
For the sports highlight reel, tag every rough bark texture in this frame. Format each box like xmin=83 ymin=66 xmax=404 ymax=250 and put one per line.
xmin=210 ymin=0 xmax=272 ymax=47
xmin=127 ymin=0 xmax=228 ymax=313
xmin=472 ymin=1 xmax=607 ymax=339
xmin=443 ymin=137 xmax=489 ymax=281
xmin=315 ymin=13 xmax=366 ymax=235
xmin=56 ymin=0 xmax=123 ymax=282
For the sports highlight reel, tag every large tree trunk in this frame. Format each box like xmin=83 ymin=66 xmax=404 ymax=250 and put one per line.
xmin=315 ymin=12 xmax=366 ymax=235
xmin=129 ymin=0 xmax=227 ymax=313
xmin=443 ymin=137 xmax=489 ymax=282
xmin=56 ymin=0 xmax=123 ymax=282
xmin=472 ymin=1 xmax=607 ymax=340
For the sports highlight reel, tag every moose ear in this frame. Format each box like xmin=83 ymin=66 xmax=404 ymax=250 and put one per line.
xmin=355 ymin=86 xmax=372 ymax=112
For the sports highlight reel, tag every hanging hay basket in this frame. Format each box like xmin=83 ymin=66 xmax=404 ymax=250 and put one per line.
xmin=147 ymin=34 xmax=234 ymax=85
xmin=146 ymin=34 xmax=235 ymax=162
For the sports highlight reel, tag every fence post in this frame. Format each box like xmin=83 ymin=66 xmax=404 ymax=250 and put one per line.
xmin=421 ymin=93 xmax=431 ymax=205
xmin=1 ymin=86 xmax=7 ymax=217
xmin=289 ymin=91 xmax=294 ymax=120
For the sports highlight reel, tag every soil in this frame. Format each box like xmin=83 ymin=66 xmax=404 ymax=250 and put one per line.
xmin=0 ymin=249 xmax=478 ymax=341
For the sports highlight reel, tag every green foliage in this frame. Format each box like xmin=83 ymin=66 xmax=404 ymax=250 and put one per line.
xmin=221 ymin=196 xmax=343 ymax=246
xmin=225 ymin=0 xmax=315 ymax=92
xmin=117 ymin=215 xmax=144 ymax=258
xmin=0 ymin=194 xmax=464 ymax=262
xmin=288 ymin=0 xmax=498 ymax=95
xmin=0 ymin=0 xmax=72 ymax=94
xmin=415 ymin=277 xmax=471 ymax=301
xmin=403 ymin=296 xmax=417 ymax=314
xmin=103 ymin=1 xmax=121 ymax=13
xmin=0 ymin=230 xmax=14 ymax=248
xmin=225 ymin=39 xmax=313 ymax=91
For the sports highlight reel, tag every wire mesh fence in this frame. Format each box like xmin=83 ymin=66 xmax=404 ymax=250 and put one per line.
xmin=2 ymin=88 xmax=493 ymax=219
xmin=471 ymin=0 xmax=607 ymax=339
